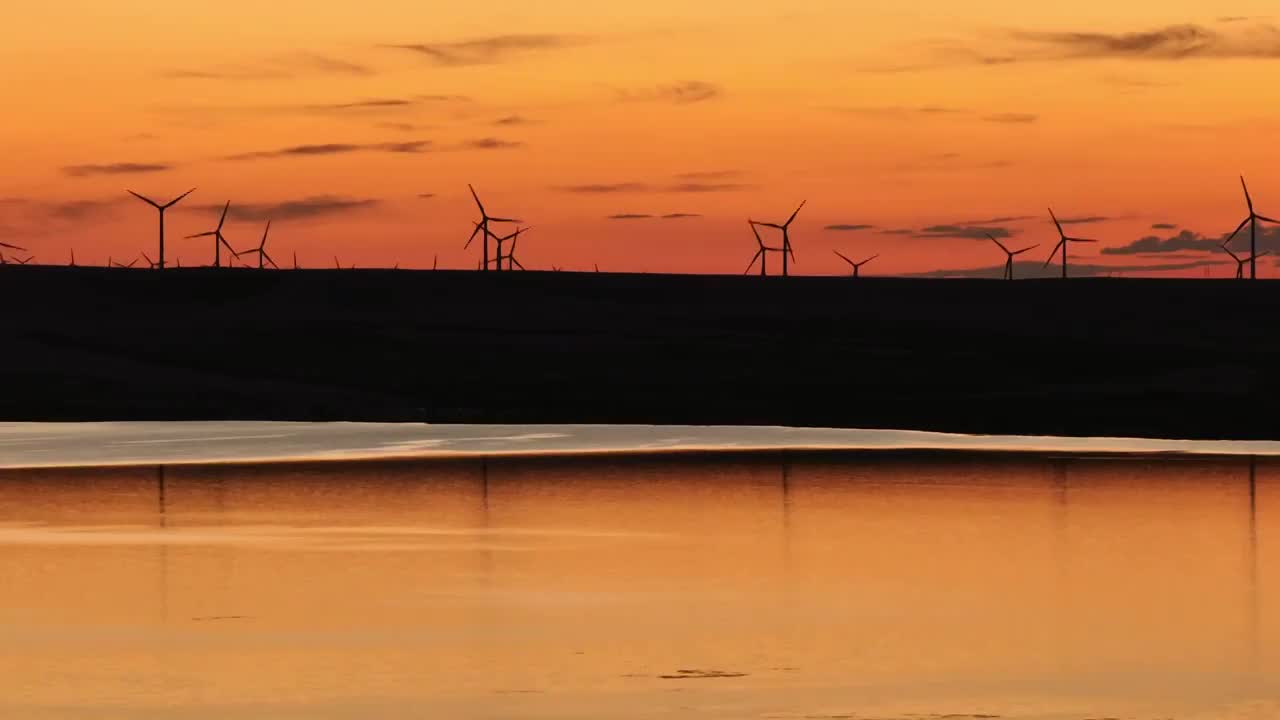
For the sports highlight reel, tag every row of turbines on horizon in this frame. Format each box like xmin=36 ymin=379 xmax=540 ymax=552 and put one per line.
xmin=1 ymin=177 xmax=1276 ymax=279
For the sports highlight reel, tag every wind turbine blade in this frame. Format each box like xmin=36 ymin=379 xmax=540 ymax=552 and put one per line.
xmin=468 ymin=184 xmax=485 ymax=214
xmin=745 ymin=250 xmax=762 ymax=274
xmin=1066 ymin=237 xmax=1098 ymax=243
xmin=859 ymin=254 xmax=879 ymax=265
xmin=1048 ymin=207 xmax=1064 ymax=236
xmin=0 ymin=241 xmax=27 ymax=251
xmin=832 ymin=250 xmax=855 ymax=266
xmin=217 ymin=201 xmax=230 ymax=229
xmin=512 ymin=258 xmax=525 ymax=270
xmin=263 ymin=251 xmax=278 ymax=269
xmin=987 ymin=233 xmax=1009 ymax=253
xmin=489 ymin=216 xmax=518 ymax=223
xmin=260 ymin=221 xmax=271 ymax=250
xmin=186 ymin=231 xmax=216 ymax=239
xmin=129 ymin=190 xmax=161 ymax=208
xmin=750 ymin=222 xmax=765 ymax=247
xmin=758 ymin=222 xmax=784 ymax=230
xmin=465 ymin=222 xmax=482 ymax=249
xmin=1256 ymin=214 xmax=1280 ymax=224
xmin=1224 ymin=216 xmax=1250 ymax=245
xmin=142 ymin=252 xmax=154 ymax=265
xmin=126 ymin=260 xmax=138 ymax=268
xmin=1242 ymin=176 xmax=1254 ymax=212
xmin=1043 ymin=239 xmax=1064 ymax=268
xmin=162 ymin=188 xmax=197 ymax=209
xmin=785 ymin=200 xmax=807 ymax=226
xmin=1011 ymin=244 xmax=1040 ymax=255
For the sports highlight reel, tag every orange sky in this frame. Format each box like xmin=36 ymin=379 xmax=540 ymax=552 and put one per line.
xmin=4 ymin=2 xmax=1280 ymax=276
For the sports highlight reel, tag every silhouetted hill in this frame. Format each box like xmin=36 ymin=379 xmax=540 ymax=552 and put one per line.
xmin=1 ymin=265 xmax=1273 ymax=439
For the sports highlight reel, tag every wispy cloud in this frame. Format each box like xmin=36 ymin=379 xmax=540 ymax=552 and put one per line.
xmin=306 ymin=98 xmax=417 ymax=111
xmin=825 ymin=223 xmax=877 ymax=231
xmin=493 ymin=115 xmax=532 ymax=126
xmin=914 ymin=224 xmax=1014 ymax=240
xmin=964 ymin=215 xmax=1037 ymax=224
xmin=457 ymin=137 xmax=523 ymax=150
xmin=607 ymin=213 xmax=653 ymax=220
xmin=164 ymin=52 xmax=374 ymax=80
xmin=1058 ymin=215 xmax=1111 ymax=225
xmin=661 ymin=213 xmax=701 ymax=219
xmin=1102 ymin=229 xmax=1224 ymax=255
xmin=1152 ymin=222 xmax=1178 ymax=229
xmin=864 ymin=21 xmax=1280 ymax=73
xmin=605 ymin=212 xmax=703 ymax=220
xmin=675 ymin=170 xmax=742 ymax=180
xmin=382 ymin=34 xmax=586 ymax=66
xmin=62 ymin=162 xmax=173 ymax=177
xmin=225 ymin=140 xmax=431 ymax=161
xmin=418 ymin=193 xmax=437 ymax=199
xmin=621 ymin=81 xmax=722 ymax=104
xmin=192 ymin=196 xmax=379 ymax=222
xmin=983 ymin=112 xmax=1039 ymax=123
xmin=832 ymin=105 xmax=966 ymax=116
xmin=560 ymin=181 xmax=753 ymax=194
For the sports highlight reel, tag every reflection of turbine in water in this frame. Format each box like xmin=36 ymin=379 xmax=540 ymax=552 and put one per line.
xmin=1247 ymin=456 xmax=1259 ymax=679
xmin=156 ymin=465 xmax=170 ymax=624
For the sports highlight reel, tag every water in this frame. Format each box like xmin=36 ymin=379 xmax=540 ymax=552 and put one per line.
xmin=1 ymin=451 xmax=1276 ymax=719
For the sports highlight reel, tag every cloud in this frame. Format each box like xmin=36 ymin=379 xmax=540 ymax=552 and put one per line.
xmin=306 ymin=98 xmax=417 ymax=111
xmin=192 ymin=196 xmax=379 ymax=222
xmin=661 ymin=213 xmax=701 ymax=219
xmin=1152 ymin=222 xmax=1178 ymax=229
xmin=493 ymin=115 xmax=532 ymax=126
xmin=881 ymin=229 xmax=915 ymax=235
xmin=164 ymin=52 xmax=374 ymax=80
xmin=48 ymin=199 xmax=127 ymax=220
xmin=833 ymin=105 xmax=966 ymax=117
xmin=907 ymin=257 xmax=1226 ymax=279
xmin=622 ymin=81 xmax=722 ymax=104
xmin=863 ymin=22 xmax=1280 ymax=73
xmin=914 ymin=224 xmax=1014 ymax=240
xmin=825 ymin=224 xmax=877 ymax=231
xmin=675 ymin=170 xmax=742 ymax=180
xmin=965 ymin=215 xmax=1037 ymax=224
xmin=225 ymin=140 xmax=431 ymax=160
xmin=559 ymin=181 xmax=751 ymax=194
xmin=1095 ymin=226 xmax=1280 ymax=254
xmin=1057 ymin=215 xmax=1110 ymax=225
xmin=457 ymin=137 xmax=523 ymax=150
xmin=983 ymin=113 xmax=1039 ymax=123
xmin=607 ymin=213 xmax=654 ymax=220
xmin=377 ymin=122 xmax=431 ymax=132
xmin=418 ymin=193 xmax=437 ymax=199
xmin=62 ymin=162 xmax=173 ymax=177
xmin=382 ymin=34 xmax=585 ymax=66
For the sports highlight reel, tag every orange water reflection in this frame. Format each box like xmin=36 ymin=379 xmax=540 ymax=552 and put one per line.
xmin=0 ymin=454 xmax=1276 ymax=719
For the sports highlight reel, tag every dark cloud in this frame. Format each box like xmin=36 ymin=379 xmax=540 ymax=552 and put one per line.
xmin=825 ymin=224 xmax=877 ymax=231
xmin=164 ymin=53 xmax=374 ymax=80
xmin=915 ymin=224 xmax=1014 ymax=240
xmin=62 ymin=163 xmax=173 ymax=177
xmin=382 ymin=34 xmax=585 ymax=66
xmin=1152 ymin=222 xmax=1178 ymax=229
xmin=620 ymin=81 xmax=723 ymax=104
xmin=192 ymin=196 xmax=379 ymax=222
xmin=607 ymin=213 xmax=653 ymax=220
xmin=225 ymin=140 xmax=431 ymax=160
xmin=1102 ymin=227 xmax=1280 ymax=256
xmin=457 ymin=137 xmax=523 ymax=150
xmin=1058 ymin=215 xmax=1110 ymax=225
xmin=661 ymin=213 xmax=701 ymax=219
xmin=47 ymin=199 xmax=126 ymax=220
xmin=983 ymin=113 xmax=1039 ymax=123
xmin=907 ymin=257 xmax=1227 ymax=279
xmin=881 ymin=229 xmax=915 ymax=235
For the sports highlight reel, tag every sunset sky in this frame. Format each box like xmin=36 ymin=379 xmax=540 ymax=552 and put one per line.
xmin=4 ymin=2 xmax=1280 ymax=276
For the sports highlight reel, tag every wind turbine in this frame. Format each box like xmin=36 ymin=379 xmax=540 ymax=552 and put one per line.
xmin=68 ymin=249 xmax=76 ymax=267
xmin=505 ymin=231 xmax=528 ymax=270
xmin=1224 ymin=176 xmax=1279 ymax=280
xmin=238 ymin=221 xmax=277 ymax=269
xmin=987 ymin=233 xmax=1040 ymax=280
xmin=494 ymin=227 xmax=531 ymax=270
xmin=293 ymin=251 xmax=299 ymax=270
xmin=0 ymin=241 xmax=26 ymax=264
xmin=185 ymin=201 xmax=238 ymax=267
xmin=141 ymin=252 xmax=159 ymax=269
xmin=1220 ymin=239 xmax=1269 ymax=280
xmin=745 ymin=221 xmax=783 ymax=276
xmin=128 ymin=188 xmax=195 ymax=270
xmin=466 ymin=184 xmax=517 ymax=272
xmin=832 ymin=250 xmax=879 ymax=278
xmin=110 ymin=258 xmax=137 ymax=268
xmin=1044 ymin=208 xmax=1098 ymax=279
xmin=753 ymin=201 xmax=805 ymax=276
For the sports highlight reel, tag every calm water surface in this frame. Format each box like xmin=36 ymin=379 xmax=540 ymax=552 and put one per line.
xmin=0 ymin=454 xmax=1277 ymax=719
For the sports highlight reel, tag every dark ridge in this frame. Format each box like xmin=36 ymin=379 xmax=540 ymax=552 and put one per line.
xmin=1 ymin=265 xmax=1276 ymax=440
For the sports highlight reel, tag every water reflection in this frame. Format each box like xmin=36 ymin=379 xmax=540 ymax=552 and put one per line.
xmin=0 ymin=452 xmax=1275 ymax=720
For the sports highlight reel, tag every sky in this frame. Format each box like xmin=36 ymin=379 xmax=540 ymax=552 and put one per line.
xmin=4 ymin=1 xmax=1280 ymax=276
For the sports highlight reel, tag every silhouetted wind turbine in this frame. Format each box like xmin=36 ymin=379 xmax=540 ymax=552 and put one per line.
xmin=68 ymin=249 xmax=76 ymax=267
xmin=13 ymin=255 xmax=32 ymax=265
xmin=832 ymin=250 xmax=878 ymax=278
xmin=987 ymin=233 xmax=1039 ymax=280
xmin=128 ymin=188 xmax=195 ymax=270
xmin=142 ymin=252 xmax=159 ymax=269
xmin=293 ymin=251 xmax=299 ymax=270
xmin=1225 ymin=176 xmax=1279 ymax=280
xmin=494 ymin=226 xmax=531 ymax=270
xmin=111 ymin=258 xmax=137 ymax=268
xmin=185 ymin=201 xmax=238 ymax=267
xmin=1220 ymin=239 xmax=1269 ymax=279
xmin=505 ymin=230 xmax=527 ymax=270
xmin=1044 ymin=208 xmax=1098 ymax=279
xmin=745 ymin=221 xmax=784 ymax=276
xmin=754 ymin=201 xmax=805 ymax=276
xmin=239 ymin=222 xmax=277 ymax=269
xmin=466 ymin=185 xmax=517 ymax=272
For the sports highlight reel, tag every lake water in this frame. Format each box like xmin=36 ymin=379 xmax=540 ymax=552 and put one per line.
xmin=0 ymin=425 xmax=1278 ymax=719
